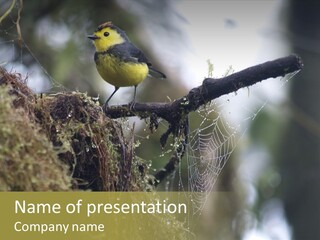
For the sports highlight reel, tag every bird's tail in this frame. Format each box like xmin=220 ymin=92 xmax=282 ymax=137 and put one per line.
xmin=148 ymin=66 xmax=166 ymax=79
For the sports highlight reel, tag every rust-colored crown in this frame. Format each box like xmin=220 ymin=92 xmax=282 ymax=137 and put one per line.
xmin=94 ymin=22 xmax=129 ymax=41
xmin=96 ymin=21 xmax=114 ymax=31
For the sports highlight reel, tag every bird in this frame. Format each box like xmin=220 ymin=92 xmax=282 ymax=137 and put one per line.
xmin=88 ymin=22 xmax=166 ymax=111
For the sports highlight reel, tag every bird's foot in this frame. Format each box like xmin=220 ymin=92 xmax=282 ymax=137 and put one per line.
xmin=128 ymin=100 xmax=136 ymax=112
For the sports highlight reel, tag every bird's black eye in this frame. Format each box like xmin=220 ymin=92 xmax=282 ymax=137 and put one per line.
xmin=104 ymin=32 xmax=110 ymax=37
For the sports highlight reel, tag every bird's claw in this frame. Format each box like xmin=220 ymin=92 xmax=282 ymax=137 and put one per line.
xmin=129 ymin=101 xmax=136 ymax=112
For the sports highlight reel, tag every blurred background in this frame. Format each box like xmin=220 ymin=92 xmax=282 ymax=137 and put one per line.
xmin=1 ymin=0 xmax=319 ymax=239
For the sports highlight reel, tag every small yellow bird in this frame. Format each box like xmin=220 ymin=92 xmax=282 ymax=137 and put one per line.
xmin=88 ymin=22 xmax=166 ymax=110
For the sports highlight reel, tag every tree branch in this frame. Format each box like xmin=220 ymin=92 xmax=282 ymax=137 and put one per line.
xmin=105 ymin=54 xmax=303 ymax=187
xmin=105 ymin=55 xmax=303 ymax=122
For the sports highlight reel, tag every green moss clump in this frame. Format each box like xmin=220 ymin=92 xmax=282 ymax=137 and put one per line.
xmin=34 ymin=92 xmax=146 ymax=191
xmin=0 ymin=88 xmax=72 ymax=191
xmin=0 ymin=68 xmax=148 ymax=191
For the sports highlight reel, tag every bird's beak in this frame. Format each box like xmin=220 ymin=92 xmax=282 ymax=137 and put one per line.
xmin=87 ymin=35 xmax=100 ymax=40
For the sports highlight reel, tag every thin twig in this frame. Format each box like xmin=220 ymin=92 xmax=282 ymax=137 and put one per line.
xmin=16 ymin=0 xmax=23 ymax=47
xmin=0 ymin=0 xmax=16 ymax=24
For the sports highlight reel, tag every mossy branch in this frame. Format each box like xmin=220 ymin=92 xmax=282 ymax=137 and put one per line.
xmin=105 ymin=54 xmax=303 ymax=186
xmin=105 ymin=55 xmax=303 ymax=121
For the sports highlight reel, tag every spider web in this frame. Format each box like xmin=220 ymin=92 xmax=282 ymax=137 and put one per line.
xmin=175 ymin=71 xmax=298 ymax=215
xmin=185 ymin=103 xmax=237 ymax=201
xmin=180 ymin=103 xmax=236 ymax=214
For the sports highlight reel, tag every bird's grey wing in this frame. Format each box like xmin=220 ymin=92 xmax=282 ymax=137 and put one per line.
xmin=128 ymin=44 xmax=166 ymax=78
xmin=127 ymin=43 xmax=151 ymax=64
xmin=113 ymin=43 xmax=166 ymax=79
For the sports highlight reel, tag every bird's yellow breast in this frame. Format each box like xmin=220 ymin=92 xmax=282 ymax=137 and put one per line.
xmin=95 ymin=53 xmax=149 ymax=87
